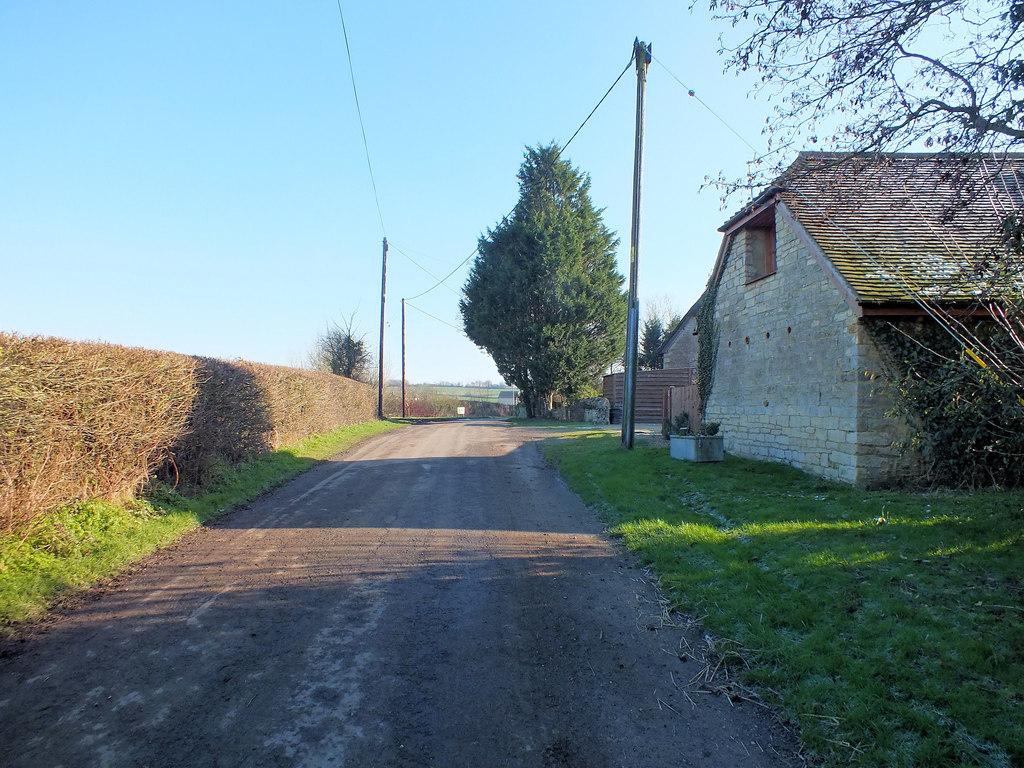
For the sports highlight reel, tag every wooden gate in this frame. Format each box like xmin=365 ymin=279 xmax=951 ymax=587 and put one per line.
xmin=663 ymin=384 xmax=701 ymax=434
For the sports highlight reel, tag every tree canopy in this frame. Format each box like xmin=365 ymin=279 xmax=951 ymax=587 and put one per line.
xmin=714 ymin=0 xmax=1024 ymax=186
xmin=309 ymin=313 xmax=371 ymax=381
xmin=639 ymin=318 xmax=666 ymax=370
xmin=460 ymin=144 xmax=626 ymax=417
xmin=639 ymin=300 xmax=683 ymax=370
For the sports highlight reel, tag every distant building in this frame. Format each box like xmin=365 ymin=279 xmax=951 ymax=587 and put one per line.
xmin=658 ymin=295 xmax=702 ymax=371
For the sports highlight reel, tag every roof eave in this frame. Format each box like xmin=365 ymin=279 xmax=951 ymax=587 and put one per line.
xmin=858 ymin=301 xmax=996 ymax=317
xmin=656 ymin=293 xmax=704 ymax=355
xmin=719 ymin=187 xmax=784 ymax=233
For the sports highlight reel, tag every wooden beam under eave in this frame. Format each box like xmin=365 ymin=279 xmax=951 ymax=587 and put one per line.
xmin=858 ymin=304 xmax=929 ymax=317
xmin=858 ymin=303 xmax=994 ymax=317
xmin=720 ymin=198 xmax=777 ymax=235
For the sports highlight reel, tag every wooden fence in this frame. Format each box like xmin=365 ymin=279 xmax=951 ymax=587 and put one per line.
xmin=602 ymin=368 xmax=696 ymax=424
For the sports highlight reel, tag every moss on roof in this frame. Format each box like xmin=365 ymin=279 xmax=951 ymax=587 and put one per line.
xmin=728 ymin=153 xmax=1024 ymax=304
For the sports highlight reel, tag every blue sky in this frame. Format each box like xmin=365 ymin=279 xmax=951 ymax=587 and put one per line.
xmin=1 ymin=2 xmax=773 ymax=384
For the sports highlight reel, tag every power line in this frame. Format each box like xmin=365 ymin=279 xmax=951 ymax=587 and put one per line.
xmin=652 ymin=54 xmax=762 ymax=157
xmin=404 ymin=246 xmax=478 ymax=301
xmin=389 ymin=242 xmax=462 ymax=296
xmin=388 ymin=239 xmax=449 ymax=266
xmin=404 ymin=52 xmax=637 ymax=303
xmin=560 ymin=55 xmax=635 ymax=155
xmin=335 ymin=1 xmax=386 ymax=235
xmin=405 ymin=301 xmax=463 ymax=332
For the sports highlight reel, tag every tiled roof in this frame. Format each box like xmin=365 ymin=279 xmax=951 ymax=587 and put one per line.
xmin=726 ymin=152 xmax=1024 ymax=304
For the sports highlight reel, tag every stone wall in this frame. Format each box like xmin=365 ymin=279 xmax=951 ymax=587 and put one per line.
xmin=854 ymin=324 xmax=916 ymax=485
xmin=662 ymin=314 xmax=698 ymax=369
xmin=547 ymin=397 xmax=611 ymax=424
xmin=569 ymin=396 xmax=611 ymax=424
xmin=705 ymin=210 xmax=907 ymax=486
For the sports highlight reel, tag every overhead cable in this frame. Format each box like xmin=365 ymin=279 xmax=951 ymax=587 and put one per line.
xmin=335 ymin=1 xmax=387 ymax=235
xmin=404 ymin=52 xmax=637 ymax=303
xmin=405 ymin=301 xmax=464 ymax=333
xmin=403 ymin=247 xmax=477 ymax=301
xmin=390 ymin=242 xmax=461 ymax=297
xmin=559 ymin=54 xmax=636 ymax=155
xmin=652 ymin=55 xmax=762 ymax=157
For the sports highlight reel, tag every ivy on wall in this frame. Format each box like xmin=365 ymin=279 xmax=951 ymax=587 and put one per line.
xmin=695 ymin=272 xmax=721 ymax=421
xmin=866 ymin=318 xmax=1024 ymax=488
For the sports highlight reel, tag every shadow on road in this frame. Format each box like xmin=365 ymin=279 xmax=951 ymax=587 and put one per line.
xmin=0 ymin=420 xmax=798 ymax=768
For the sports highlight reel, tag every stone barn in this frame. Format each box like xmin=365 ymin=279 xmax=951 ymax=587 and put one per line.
xmin=702 ymin=152 xmax=1024 ymax=486
xmin=658 ymin=295 xmax=702 ymax=370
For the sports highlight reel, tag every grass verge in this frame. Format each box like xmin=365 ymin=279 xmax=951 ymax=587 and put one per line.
xmin=0 ymin=419 xmax=402 ymax=634
xmin=539 ymin=430 xmax=1024 ymax=768
xmin=506 ymin=418 xmax=611 ymax=430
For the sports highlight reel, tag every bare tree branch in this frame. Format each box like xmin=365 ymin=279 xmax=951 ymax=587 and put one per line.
xmin=712 ymin=0 xmax=1024 ymax=192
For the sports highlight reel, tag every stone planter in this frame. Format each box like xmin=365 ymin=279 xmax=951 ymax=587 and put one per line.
xmin=669 ymin=434 xmax=724 ymax=462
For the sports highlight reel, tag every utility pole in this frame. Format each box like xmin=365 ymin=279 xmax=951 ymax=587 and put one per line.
xmin=378 ymin=237 xmax=388 ymax=420
xmin=622 ymin=38 xmax=651 ymax=450
xmin=401 ymin=298 xmax=407 ymax=418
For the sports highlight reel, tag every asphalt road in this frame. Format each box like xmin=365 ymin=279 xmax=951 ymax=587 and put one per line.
xmin=0 ymin=420 xmax=798 ymax=768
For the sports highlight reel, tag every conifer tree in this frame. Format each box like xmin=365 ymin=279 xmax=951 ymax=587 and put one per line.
xmin=639 ymin=317 xmax=665 ymax=370
xmin=461 ymin=144 xmax=626 ymax=418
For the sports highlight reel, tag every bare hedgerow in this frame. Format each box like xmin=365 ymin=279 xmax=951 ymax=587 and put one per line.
xmin=0 ymin=334 xmax=197 ymax=534
xmin=0 ymin=334 xmax=378 ymax=533
xmin=165 ymin=358 xmax=376 ymax=486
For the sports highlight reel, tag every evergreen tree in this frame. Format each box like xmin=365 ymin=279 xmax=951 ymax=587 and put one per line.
xmin=461 ymin=144 xmax=626 ymax=418
xmin=639 ymin=317 xmax=664 ymax=370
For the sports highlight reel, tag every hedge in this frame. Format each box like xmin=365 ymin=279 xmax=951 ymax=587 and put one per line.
xmin=0 ymin=334 xmax=375 ymax=533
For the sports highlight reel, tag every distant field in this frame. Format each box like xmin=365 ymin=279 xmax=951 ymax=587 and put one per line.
xmin=408 ymin=385 xmax=515 ymax=404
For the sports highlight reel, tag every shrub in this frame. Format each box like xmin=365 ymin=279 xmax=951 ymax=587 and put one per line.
xmin=868 ymin=320 xmax=1024 ymax=488
xmin=0 ymin=334 xmax=376 ymax=533
xmin=167 ymin=358 xmax=375 ymax=486
xmin=0 ymin=335 xmax=196 ymax=532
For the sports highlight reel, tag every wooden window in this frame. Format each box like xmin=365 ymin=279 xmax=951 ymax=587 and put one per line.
xmin=745 ymin=224 xmax=776 ymax=283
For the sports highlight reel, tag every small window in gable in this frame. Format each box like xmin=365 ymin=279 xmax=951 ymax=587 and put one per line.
xmin=745 ymin=223 xmax=776 ymax=283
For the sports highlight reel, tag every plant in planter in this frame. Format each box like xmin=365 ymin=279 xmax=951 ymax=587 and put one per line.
xmin=667 ymin=415 xmax=723 ymax=462
xmin=665 ymin=269 xmax=726 ymax=462
xmin=662 ymin=412 xmax=689 ymax=438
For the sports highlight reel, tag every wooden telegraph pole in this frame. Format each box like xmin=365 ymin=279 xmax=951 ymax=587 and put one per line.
xmin=401 ymin=298 xmax=407 ymax=418
xmin=622 ymin=38 xmax=651 ymax=449
xmin=378 ymin=237 xmax=388 ymax=420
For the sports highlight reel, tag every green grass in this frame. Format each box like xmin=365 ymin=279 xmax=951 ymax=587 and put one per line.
xmin=506 ymin=419 xmax=613 ymax=430
xmin=0 ymin=419 xmax=402 ymax=633
xmin=539 ymin=430 xmax=1024 ymax=768
xmin=406 ymin=384 xmax=513 ymax=403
